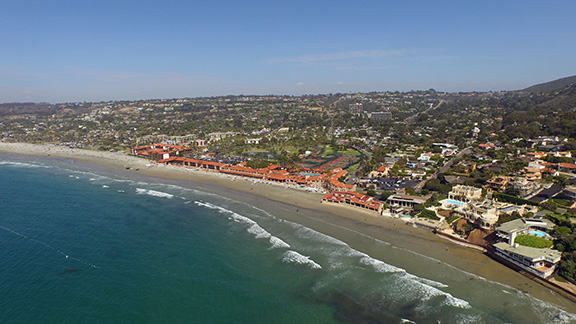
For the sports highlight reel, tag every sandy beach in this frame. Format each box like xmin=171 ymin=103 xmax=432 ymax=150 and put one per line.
xmin=1 ymin=141 xmax=575 ymax=311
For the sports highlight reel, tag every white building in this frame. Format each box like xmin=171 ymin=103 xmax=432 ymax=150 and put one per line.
xmin=245 ymin=138 xmax=262 ymax=145
xmin=448 ymin=185 xmax=482 ymax=202
xmin=493 ymin=218 xmax=560 ymax=278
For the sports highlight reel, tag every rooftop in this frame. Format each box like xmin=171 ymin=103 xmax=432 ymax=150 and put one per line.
xmin=497 ymin=218 xmax=555 ymax=234
xmin=493 ymin=242 xmax=561 ymax=262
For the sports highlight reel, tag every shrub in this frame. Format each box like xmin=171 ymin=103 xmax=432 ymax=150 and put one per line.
xmin=492 ymin=192 xmax=539 ymax=206
xmin=418 ymin=209 xmax=439 ymax=220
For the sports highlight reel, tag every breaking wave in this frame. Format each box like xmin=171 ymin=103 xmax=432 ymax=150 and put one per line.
xmin=282 ymin=250 xmax=322 ymax=269
xmin=135 ymin=188 xmax=174 ymax=199
xmin=194 ymin=201 xmax=290 ymax=250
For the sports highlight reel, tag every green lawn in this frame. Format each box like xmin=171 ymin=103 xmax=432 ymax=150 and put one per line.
xmin=514 ymin=235 xmax=553 ymax=249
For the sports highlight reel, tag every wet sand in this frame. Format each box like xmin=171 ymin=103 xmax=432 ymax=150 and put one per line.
xmin=1 ymin=142 xmax=575 ymax=312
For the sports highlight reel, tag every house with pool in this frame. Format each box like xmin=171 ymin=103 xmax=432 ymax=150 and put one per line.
xmin=443 ymin=185 xmax=538 ymax=230
xmin=447 ymin=185 xmax=482 ymax=202
xmin=493 ymin=218 xmax=561 ymax=279
xmin=496 ymin=217 xmax=555 ymax=245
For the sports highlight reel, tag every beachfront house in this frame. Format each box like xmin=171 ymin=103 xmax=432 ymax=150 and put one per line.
xmin=450 ymin=200 xmax=538 ymax=230
xmin=322 ymin=191 xmax=384 ymax=214
xmin=386 ymin=194 xmax=430 ymax=214
xmin=496 ymin=218 xmax=555 ymax=245
xmin=493 ymin=218 xmax=560 ymax=279
xmin=448 ymin=185 xmax=482 ymax=202
xmin=493 ymin=242 xmax=561 ymax=279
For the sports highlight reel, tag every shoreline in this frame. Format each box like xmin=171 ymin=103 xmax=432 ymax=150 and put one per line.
xmin=1 ymin=142 xmax=576 ymax=311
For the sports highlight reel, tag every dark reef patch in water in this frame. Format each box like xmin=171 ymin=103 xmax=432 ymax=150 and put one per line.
xmin=321 ymin=290 xmax=401 ymax=324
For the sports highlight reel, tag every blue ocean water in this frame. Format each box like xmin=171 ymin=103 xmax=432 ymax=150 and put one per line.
xmin=1 ymin=154 xmax=575 ymax=323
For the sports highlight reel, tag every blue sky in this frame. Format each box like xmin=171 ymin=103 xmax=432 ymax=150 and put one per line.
xmin=1 ymin=0 xmax=575 ymax=103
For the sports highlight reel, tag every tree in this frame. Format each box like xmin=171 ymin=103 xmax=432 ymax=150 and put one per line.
xmin=412 ymin=204 xmax=424 ymax=213
xmin=424 ymin=179 xmax=452 ymax=194
xmin=555 ymin=226 xmax=573 ymax=237
xmin=380 ymin=190 xmax=393 ymax=201
xmin=496 ymin=211 xmax=522 ymax=225
xmin=246 ymin=158 xmax=270 ymax=169
xmin=541 ymin=201 xmax=557 ymax=212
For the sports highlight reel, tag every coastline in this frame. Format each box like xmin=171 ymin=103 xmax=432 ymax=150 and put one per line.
xmin=1 ymin=142 xmax=575 ymax=311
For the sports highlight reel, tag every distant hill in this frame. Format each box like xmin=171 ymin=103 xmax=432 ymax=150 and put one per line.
xmin=522 ymin=75 xmax=576 ymax=93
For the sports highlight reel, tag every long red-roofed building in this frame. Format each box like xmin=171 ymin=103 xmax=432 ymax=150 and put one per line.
xmin=322 ymin=191 xmax=383 ymax=213
xmin=141 ymin=143 xmax=356 ymax=193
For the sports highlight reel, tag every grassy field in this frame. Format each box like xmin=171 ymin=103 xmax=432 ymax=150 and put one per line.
xmin=322 ymin=145 xmax=360 ymax=157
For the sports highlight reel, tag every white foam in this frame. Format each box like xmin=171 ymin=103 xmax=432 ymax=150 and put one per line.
xmin=526 ymin=293 xmax=576 ymax=324
xmin=405 ymin=273 xmax=449 ymax=289
xmin=359 ymin=256 xmax=468 ymax=309
xmin=282 ymin=250 xmax=322 ymax=269
xmin=135 ymin=188 xmax=174 ymax=198
xmin=409 ymin=278 xmax=470 ymax=309
xmin=102 ymin=185 xmax=109 ymax=188
xmin=360 ymin=255 xmax=405 ymax=274
xmin=294 ymin=225 xmax=349 ymax=246
xmin=269 ymin=236 xmax=291 ymax=249
xmin=0 ymin=161 xmax=45 ymax=168
xmin=194 ymin=201 xmax=289 ymax=249
xmin=146 ymin=189 xmax=174 ymax=199
xmin=454 ymin=314 xmax=484 ymax=324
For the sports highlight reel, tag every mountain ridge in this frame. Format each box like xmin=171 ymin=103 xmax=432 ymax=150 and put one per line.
xmin=522 ymin=75 xmax=576 ymax=93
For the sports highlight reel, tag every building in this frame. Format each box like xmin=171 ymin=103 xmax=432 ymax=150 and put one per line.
xmin=522 ymin=166 xmax=542 ymax=181
xmin=369 ymin=111 xmax=392 ymax=121
xmin=349 ymin=103 xmax=363 ymax=115
xmin=369 ymin=166 xmax=390 ymax=178
xmin=561 ymin=186 xmax=576 ymax=201
xmin=486 ymin=176 xmax=512 ymax=192
xmin=493 ymin=243 xmax=561 ymax=279
xmin=244 ymin=138 xmax=262 ymax=145
xmin=511 ymin=177 xmax=541 ymax=197
xmin=195 ymin=139 xmax=207 ymax=147
xmin=496 ymin=218 xmax=555 ymax=245
xmin=387 ymin=194 xmax=430 ymax=210
xmin=322 ymin=191 xmax=383 ymax=213
xmin=492 ymin=217 xmax=560 ymax=278
xmin=450 ymin=200 xmax=499 ymax=229
xmin=450 ymin=200 xmax=538 ymax=230
xmin=552 ymin=151 xmax=572 ymax=158
xmin=208 ymin=131 xmax=237 ymax=141
xmin=448 ymin=185 xmax=482 ymax=202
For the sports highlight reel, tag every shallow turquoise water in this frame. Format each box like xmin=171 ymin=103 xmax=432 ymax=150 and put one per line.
xmin=1 ymin=154 xmax=575 ymax=323
xmin=530 ymin=230 xmax=549 ymax=238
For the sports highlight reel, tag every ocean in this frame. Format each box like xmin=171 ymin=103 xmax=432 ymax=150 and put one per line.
xmin=1 ymin=153 xmax=575 ymax=324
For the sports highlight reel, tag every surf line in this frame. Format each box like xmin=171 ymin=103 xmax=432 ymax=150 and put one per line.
xmin=0 ymin=225 xmax=101 ymax=269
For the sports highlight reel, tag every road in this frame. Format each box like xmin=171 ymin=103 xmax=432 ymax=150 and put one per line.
xmin=347 ymin=146 xmax=372 ymax=184
xmin=414 ymin=146 xmax=473 ymax=192
xmin=405 ymin=99 xmax=445 ymax=123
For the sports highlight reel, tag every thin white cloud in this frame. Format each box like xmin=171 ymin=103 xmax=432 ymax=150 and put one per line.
xmin=335 ymin=65 xmax=393 ymax=71
xmin=268 ymin=49 xmax=413 ymax=64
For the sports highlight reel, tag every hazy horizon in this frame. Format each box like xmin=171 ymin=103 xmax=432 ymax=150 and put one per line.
xmin=1 ymin=1 xmax=575 ymax=103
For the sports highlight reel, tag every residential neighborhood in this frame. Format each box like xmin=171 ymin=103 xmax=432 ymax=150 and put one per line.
xmin=2 ymin=84 xmax=576 ymax=295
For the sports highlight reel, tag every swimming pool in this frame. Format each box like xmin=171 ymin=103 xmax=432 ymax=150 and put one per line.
xmin=529 ymin=230 xmax=549 ymax=238
xmin=444 ymin=199 xmax=465 ymax=206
